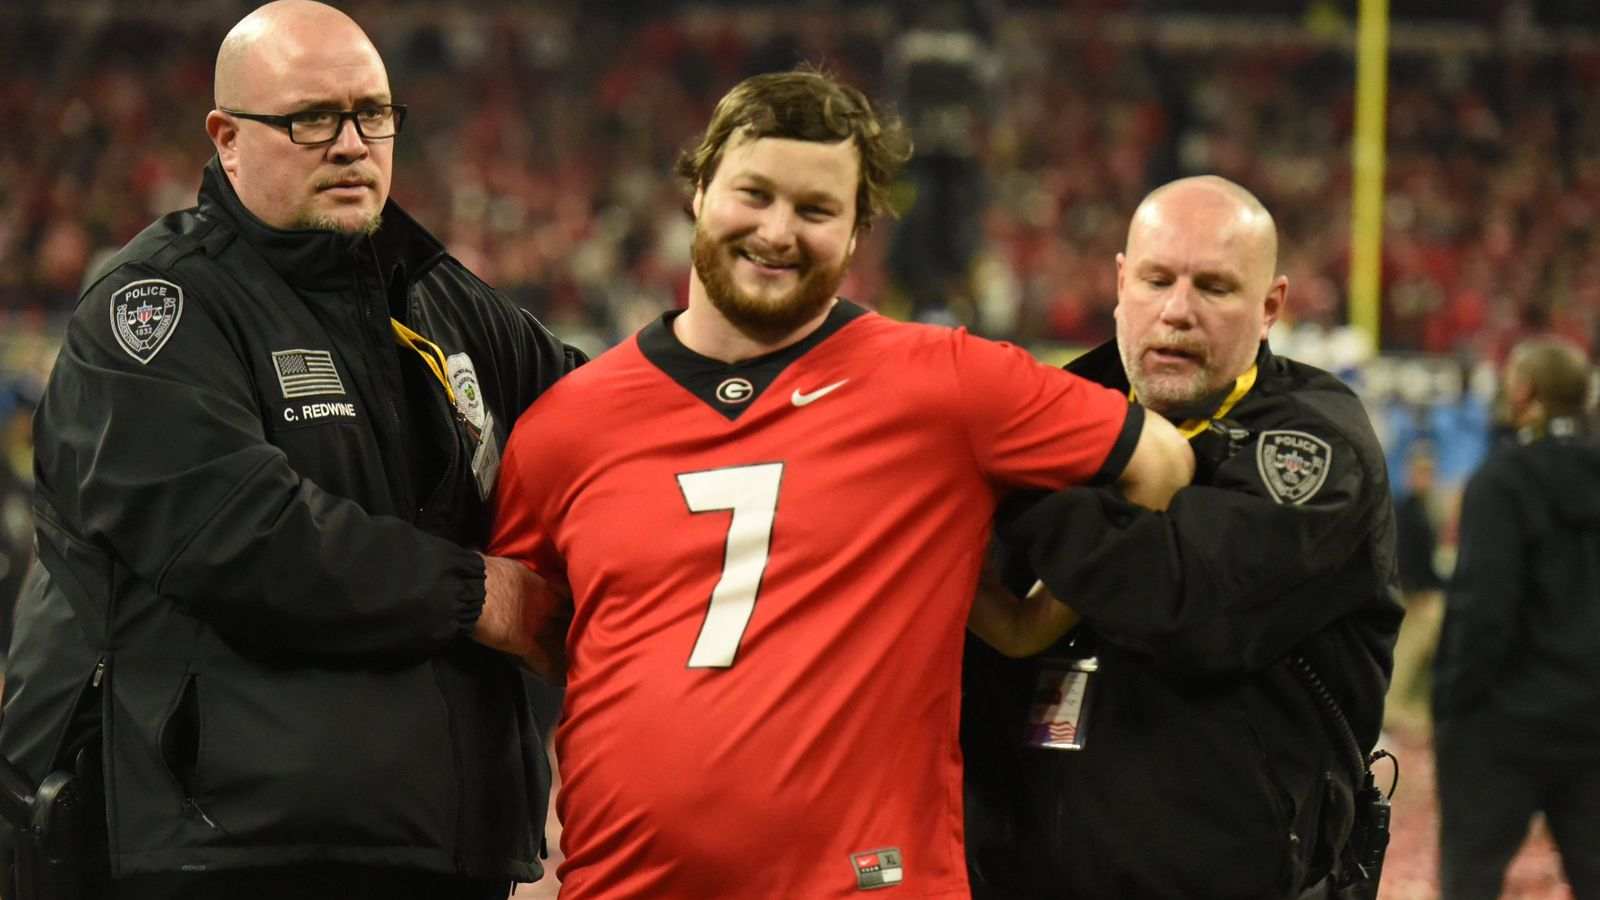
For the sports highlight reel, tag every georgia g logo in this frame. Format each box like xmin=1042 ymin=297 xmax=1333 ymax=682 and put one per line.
xmin=715 ymin=377 xmax=754 ymax=405
xmin=1256 ymin=430 xmax=1332 ymax=505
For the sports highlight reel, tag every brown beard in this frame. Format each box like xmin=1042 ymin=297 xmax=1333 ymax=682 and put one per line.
xmin=691 ymin=226 xmax=849 ymax=345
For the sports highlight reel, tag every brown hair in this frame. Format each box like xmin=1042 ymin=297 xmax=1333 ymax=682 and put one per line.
xmin=676 ymin=68 xmax=912 ymax=233
xmin=1509 ymin=336 xmax=1594 ymax=419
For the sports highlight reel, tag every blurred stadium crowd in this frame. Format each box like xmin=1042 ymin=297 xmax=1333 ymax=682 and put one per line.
xmin=5 ymin=2 xmax=1600 ymax=351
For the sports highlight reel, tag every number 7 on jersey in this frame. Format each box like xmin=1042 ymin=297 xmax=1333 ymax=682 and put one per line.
xmin=676 ymin=463 xmax=784 ymax=668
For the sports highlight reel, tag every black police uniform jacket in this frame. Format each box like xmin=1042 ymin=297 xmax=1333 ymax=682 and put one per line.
xmin=0 ymin=158 xmax=583 ymax=881
xmin=962 ymin=340 xmax=1403 ymax=900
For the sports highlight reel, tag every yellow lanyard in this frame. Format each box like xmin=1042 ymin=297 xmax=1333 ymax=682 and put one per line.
xmin=390 ymin=319 xmax=457 ymax=407
xmin=1130 ymin=364 xmax=1257 ymax=440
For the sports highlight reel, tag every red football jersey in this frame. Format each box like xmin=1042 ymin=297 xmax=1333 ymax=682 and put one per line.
xmin=490 ymin=303 xmax=1139 ymax=899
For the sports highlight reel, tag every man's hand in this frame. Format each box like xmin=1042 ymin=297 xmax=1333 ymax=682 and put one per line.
xmin=967 ymin=565 xmax=1081 ymax=658
xmin=476 ymin=554 xmax=572 ymax=681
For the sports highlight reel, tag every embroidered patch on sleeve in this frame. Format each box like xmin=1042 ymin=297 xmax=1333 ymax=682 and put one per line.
xmin=272 ymin=349 xmax=347 ymax=398
xmin=109 ymin=279 xmax=183 ymax=364
xmin=1256 ymin=430 xmax=1332 ymax=505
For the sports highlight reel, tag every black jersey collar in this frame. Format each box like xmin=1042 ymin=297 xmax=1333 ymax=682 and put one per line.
xmin=637 ymin=299 xmax=869 ymax=421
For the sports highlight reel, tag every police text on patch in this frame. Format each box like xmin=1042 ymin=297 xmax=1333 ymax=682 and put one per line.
xmin=110 ymin=278 xmax=184 ymax=364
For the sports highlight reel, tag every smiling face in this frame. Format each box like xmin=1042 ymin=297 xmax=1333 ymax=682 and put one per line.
xmin=1114 ymin=178 xmax=1286 ymax=416
xmin=688 ymin=132 xmax=860 ymax=343
xmin=207 ymin=1 xmax=393 ymax=234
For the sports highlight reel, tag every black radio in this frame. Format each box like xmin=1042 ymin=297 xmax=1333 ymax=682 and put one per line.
xmin=1337 ymin=751 xmax=1396 ymax=900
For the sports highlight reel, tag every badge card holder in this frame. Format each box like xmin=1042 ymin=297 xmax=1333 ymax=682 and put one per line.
xmin=1022 ymin=656 xmax=1098 ymax=751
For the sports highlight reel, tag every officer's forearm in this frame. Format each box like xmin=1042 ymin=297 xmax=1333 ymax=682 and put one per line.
xmin=476 ymin=555 xmax=571 ymax=681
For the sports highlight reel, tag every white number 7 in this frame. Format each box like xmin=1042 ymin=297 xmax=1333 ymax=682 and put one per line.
xmin=677 ymin=463 xmax=784 ymax=668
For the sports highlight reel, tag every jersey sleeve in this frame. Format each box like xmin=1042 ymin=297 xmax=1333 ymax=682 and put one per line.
xmin=32 ymin=264 xmax=486 ymax=663
xmin=947 ymin=330 xmax=1141 ymax=490
xmin=487 ymin=398 xmax=568 ymax=585
xmin=999 ymin=394 xmax=1390 ymax=676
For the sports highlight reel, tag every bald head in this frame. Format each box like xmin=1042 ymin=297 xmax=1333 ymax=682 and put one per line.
xmin=1114 ymin=175 xmax=1288 ymax=416
xmin=206 ymin=0 xmax=395 ymax=235
xmin=215 ymin=1 xmax=387 ymax=109
xmin=1127 ymin=176 xmax=1279 ymax=289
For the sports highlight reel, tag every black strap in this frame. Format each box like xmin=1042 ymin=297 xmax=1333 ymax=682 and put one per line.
xmin=1287 ymin=655 xmax=1365 ymax=784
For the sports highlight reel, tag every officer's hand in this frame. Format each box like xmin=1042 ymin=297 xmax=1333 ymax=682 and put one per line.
xmin=477 ymin=555 xmax=572 ymax=681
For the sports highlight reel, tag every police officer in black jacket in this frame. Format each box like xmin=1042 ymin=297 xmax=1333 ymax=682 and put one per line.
xmin=963 ymin=176 xmax=1403 ymax=899
xmin=0 ymin=2 xmax=580 ymax=897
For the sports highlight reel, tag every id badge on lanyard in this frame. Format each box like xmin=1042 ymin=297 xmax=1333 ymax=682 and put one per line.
xmin=1023 ymin=655 xmax=1098 ymax=751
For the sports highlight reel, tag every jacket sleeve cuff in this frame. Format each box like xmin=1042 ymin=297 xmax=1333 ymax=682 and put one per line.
xmin=453 ymin=551 xmax=489 ymax=639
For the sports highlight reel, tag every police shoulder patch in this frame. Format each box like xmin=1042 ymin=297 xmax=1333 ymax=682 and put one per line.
xmin=109 ymin=278 xmax=183 ymax=364
xmin=1256 ymin=429 xmax=1332 ymax=505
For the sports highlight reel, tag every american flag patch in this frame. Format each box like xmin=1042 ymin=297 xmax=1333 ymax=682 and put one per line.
xmin=850 ymin=847 xmax=904 ymax=890
xmin=272 ymin=349 xmax=346 ymax=399
xmin=1026 ymin=721 xmax=1079 ymax=747
xmin=1023 ymin=659 xmax=1095 ymax=751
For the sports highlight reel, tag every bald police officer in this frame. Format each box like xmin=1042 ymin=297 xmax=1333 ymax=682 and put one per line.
xmin=964 ymin=176 xmax=1403 ymax=900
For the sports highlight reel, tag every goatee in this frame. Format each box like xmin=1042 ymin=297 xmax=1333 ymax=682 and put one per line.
xmin=691 ymin=227 xmax=848 ymax=345
xmin=295 ymin=212 xmax=383 ymax=237
xmin=1119 ymin=331 xmax=1214 ymax=417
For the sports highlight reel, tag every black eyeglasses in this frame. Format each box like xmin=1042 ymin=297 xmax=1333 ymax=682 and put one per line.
xmin=221 ymin=104 xmax=408 ymax=145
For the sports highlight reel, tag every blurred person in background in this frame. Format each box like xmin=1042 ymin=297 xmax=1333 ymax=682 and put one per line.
xmin=487 ymin=68 xmax=1194 ymax=899
xmin=0 ymin=2 xmax=580 ymax=898
xmin=0 ymin=384 xmax=35 ymax=663
xmin=885 ymin=0 xmax=996 ymax=326
xmin=1383 ymin=440 xmax=1448 ymax=733
xmin=1432 ymin=336 xmax=1600 ymax=900
xmin=963 ymin=175 xmax=1403 ymax=900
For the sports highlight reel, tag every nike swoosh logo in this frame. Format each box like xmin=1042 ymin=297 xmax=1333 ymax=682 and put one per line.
xmin=791 ymin=379 xmax=849 ymax=407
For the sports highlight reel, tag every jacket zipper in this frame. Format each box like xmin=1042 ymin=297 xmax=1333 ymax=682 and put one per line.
xmin=50 ymin=655 xmax=108 ymax=771
xmin=357 ymin=270 xmax=405 ymax=441
xmin=185 ymin=797 xmax=221 ymax=830
xmin=160 ymin=672 xmax=222 ymax=833
xmin=352 ymin=249 xmax=413 ymax=514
